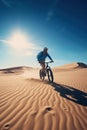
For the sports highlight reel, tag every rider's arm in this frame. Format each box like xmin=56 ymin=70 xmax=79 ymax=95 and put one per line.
xmin=47 ymin=53 xmax=53 ymax=62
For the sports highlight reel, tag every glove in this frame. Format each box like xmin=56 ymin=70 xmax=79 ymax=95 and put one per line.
xmin=51 ymin=60 xmax=54 ymax=63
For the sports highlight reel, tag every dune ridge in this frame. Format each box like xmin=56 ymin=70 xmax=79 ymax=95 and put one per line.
xmin=53 ymin=62 xmax=87 ymax=71
xmin=0 ymin=66 xmax=33 ymax=75
xmin=0 ymin=62 xmax=87 ymax=130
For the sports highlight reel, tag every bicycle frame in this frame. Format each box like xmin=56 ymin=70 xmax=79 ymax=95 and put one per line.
xmin=45 ymin=61 xmax=52 ymax=70
xmin=39 ymin=61 xmax=54 ymax=82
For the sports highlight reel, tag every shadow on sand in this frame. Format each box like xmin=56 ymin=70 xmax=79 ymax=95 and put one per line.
xmin=50 ymin=82 xmax=87 ymax=106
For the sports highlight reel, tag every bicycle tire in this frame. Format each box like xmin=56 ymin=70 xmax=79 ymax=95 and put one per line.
xmin=39 ymin=70 xmax=45 ymax=80
xmin=47 ymin=69 xmax=54 ymax=82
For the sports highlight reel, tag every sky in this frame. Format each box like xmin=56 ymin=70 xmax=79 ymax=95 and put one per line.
xmin=0 ymin=0 xmax=87 ymax=68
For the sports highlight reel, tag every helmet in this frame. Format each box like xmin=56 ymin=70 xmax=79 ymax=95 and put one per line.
xmin=43 ymin=47 xmax=48 ymax=51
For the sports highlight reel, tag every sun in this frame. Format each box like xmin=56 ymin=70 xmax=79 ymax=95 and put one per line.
xmin=5 ymin=30 xmax=39 ymax=56
xmin=9 ymin=32 xmax=29 ymax=50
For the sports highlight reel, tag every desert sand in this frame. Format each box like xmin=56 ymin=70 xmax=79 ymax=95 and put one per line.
xmin=0 ymin=63 xmax=87 ymax=130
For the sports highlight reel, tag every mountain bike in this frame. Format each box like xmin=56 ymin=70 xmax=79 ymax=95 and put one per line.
xmin=39 ymin=61 xmax=54 ymax=82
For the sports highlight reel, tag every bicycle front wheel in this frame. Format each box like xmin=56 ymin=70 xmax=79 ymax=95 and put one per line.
xmin=47 ymin=69 xmax=54 ymax=82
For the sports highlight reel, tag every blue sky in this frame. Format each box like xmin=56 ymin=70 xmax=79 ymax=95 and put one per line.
xmin=0 ymin=0 xmax=87 ymax=68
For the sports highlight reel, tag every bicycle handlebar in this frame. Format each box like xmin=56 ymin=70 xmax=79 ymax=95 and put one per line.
xmin=45 ymin=61 xmax=54 ymax=64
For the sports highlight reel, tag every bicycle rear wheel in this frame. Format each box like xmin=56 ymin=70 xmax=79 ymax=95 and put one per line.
xmin=39 ymin=70 xmax=45 ymax=80
xmin=47 ymin=69 xmax=54 ymax=82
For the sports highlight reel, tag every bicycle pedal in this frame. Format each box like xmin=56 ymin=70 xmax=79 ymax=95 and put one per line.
xmin=42 ymin=71 xmax=46 ymax=76
xmin=44 ymin=73 xmax=46 ymax=76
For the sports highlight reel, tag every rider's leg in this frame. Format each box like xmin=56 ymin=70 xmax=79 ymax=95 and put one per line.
xmin=39 ymin=61 xmax=46 ymax=77
xmin=39 ymin=61 xmax=45 ymax=70
xmin=41 ymin=63 xmax=45 ymax=70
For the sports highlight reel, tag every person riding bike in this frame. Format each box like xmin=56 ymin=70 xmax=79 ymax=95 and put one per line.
xmin=37 ymin=47 xmax=53 ymax=71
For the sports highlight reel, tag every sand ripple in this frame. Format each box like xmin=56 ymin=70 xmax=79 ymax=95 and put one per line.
xmin=0 ymin=69 xmax=87 ymax=130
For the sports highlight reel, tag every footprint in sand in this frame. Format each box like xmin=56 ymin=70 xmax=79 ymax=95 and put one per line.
xmin=63 ymin=107 xmax=69 ymax=111
xmin=44 ymin=106 xmax=53 ymax=112
xmin=2 ymin=123 xmax=10 ymax=130
xmin=46 ymin=107 xmax=52 ymax=111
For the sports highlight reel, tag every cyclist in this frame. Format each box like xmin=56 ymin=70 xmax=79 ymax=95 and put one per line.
xmin=37 ymin=47 xmax=53 ymax=71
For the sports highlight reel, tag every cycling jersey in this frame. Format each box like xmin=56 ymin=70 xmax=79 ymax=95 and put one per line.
xmin=37 ymin=51 xmax=52 ymax=61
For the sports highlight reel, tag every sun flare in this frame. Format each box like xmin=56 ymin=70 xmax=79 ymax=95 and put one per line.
xmin=1 ymin=30 xmax=40 ymax=56
xmin=9 ymin=32 xmax=29 ymax=50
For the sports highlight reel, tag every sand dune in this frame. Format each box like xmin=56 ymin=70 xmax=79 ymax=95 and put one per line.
xmin=53 ymin=62 xmax=87 ymax=71
xmin=0 ymin=66 xmax=33 ymax=75
xmin=0 ymin=63 xmax=87 ymax=130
